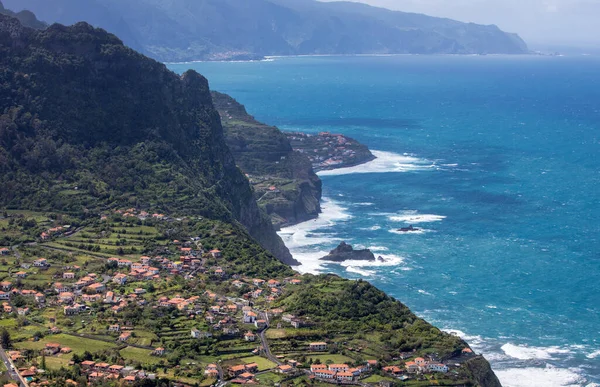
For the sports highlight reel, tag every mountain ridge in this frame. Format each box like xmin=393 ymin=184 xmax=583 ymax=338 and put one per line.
xmin=3 ymin=0 xmax=528 ymax=62
xmin=0 ymin=12 xmax=297 ymax=265
xmin=0 ymin=0 xmax=46 ymax=29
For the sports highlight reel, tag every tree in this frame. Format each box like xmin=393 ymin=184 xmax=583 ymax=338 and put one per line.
xmin=41 ymin=352 xmax=47 ymax=370
xmin=1 ymin=328 xmax=11 ymax=348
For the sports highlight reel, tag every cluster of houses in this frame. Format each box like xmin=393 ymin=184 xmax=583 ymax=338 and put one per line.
xmin=111 ymin=208 xmax=167 ymax=221
xmin=77 ymin=360 xmax=157 ymax=384
xmin=226 ymin=363 xmax=260 ymax=384
xmin=0 ymin=280 xmax=45 ymax=307
xmin=382 ymin=357 xmax=449 ymax=376
xmin=309 ymin=360 xmax=378 ymax=382
xmin=4 ymin=350 xmax=156 ymax=386
xmin=0 ymin=238 xmax=306 ymax=351
xmin=40 ymin=226 xmax=70 ymax=241
xmin=286 ymin=131 xmax=363 ymax=170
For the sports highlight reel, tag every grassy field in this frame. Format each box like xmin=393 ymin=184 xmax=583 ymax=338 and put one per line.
xmin=265 ymin=328 xmax=290 ymax=339
xmin=129 ymin=329 xmax=159 ymax=347
xmin=301 ymin=353 xmax=356 ymax=364
xmin=242 ymin=355 xmax=277 ymax=371
xmin=255 ymin=371 xmax=284 ymax=385
xmin=14 ymin=333 xmax=118 ymax=355
xmin=362 ymin=374 xmax=397 ymax=383
xmin=120 ymin=346 xmax=163 ymax=365
xmin=39 ymin=355 xmax=72 ymax=370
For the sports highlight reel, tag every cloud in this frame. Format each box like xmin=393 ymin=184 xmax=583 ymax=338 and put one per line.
xmin=545 ymin=3 xmax=559 ymax=12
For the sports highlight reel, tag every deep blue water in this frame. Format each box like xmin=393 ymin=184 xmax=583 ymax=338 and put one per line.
xmin=168 ymin=56 xmax=600 ymax=386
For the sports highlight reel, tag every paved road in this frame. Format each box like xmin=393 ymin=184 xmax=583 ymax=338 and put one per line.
xmin=216 ymin=362 xmax=224 ymax=381
xmin=0 ymin=345 xmax=27 ymax=386
xmin=258 ymin=313 xmax=281 ymax=366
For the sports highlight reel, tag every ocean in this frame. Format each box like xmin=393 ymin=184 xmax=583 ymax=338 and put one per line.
xmin=168 ymin=55 xmax=600 ymax=387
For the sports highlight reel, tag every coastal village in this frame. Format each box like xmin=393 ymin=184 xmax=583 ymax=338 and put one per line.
xmin=285 ymin=132 xmax=375 ymax=172
xmin=0 ymin=209 xmax=480 ymax=387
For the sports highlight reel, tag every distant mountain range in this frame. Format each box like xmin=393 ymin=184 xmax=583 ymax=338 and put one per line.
xmin=3 ymin=0 xmax=528 ymax=62
xmin=0 ymin=0 xmax=46 ymax=29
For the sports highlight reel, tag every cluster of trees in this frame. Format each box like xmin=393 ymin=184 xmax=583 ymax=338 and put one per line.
xmin=280 ymin=275 xmax=464 ymax=358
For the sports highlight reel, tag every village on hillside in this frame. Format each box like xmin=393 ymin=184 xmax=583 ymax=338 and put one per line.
xmin=0 ymin=209 xmax=478 ymax=387
xmin=285 ymin=132 xmax=376 ymax=172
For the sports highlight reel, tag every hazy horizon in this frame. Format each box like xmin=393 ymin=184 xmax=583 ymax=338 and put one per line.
xmin=319 ymin=0 xmax=600 ymax=48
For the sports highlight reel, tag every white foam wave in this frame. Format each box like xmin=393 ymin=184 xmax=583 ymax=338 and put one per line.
xmin=418 ymin=289 xmax=433 ymax=296
xmin=442 ymin=329 xmax=588 ymax=386
xmin=359 ymin=225 xmax=381 ymax=231
xmin=278 ymin=197 xmax=352 ymax=274
xmin=338 ymin=253 xmax=405 ymax=269
xmin=317 ymin=150 xmax=435 ymax=176
xmin=278 ymin=198 xmax=351 ymax=249
xmin=495 ymin=365 xmax=585 ymax=387
xmin=501 ymin=343 xmax=573 ymax=360
xmin=442 ymin=329 xmax=486 ymax=349
xmin=368 ymin=246 xmax=389 ymax=252
xmin=355 ymin=202 xmax=375 ymax=206
xmin=388 ymin=210 xmax=447 ymax=223
xmin=389 ymin=228 xmax=428 ymax=235
xmin=586 ymin=349 xmax=600 ymax=359
xmin=345 ymin=266 xmax=376 ymax=276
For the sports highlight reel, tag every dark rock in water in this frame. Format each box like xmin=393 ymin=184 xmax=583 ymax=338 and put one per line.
xmin=398 ymin=225 xmax=420 ymax=232
xmin=320 ymin=242 xmax=376 ymax=262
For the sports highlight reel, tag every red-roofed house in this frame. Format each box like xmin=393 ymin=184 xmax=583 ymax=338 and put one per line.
xmin=336 ymin=371 xmax=354 ymax=382
xmin=314 ymin=369 xmax=336 ymax=379
xmin=309 ymin=342 xmax=327 ymax=351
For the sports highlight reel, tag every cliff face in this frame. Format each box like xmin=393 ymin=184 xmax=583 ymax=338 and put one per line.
xmin=465 ymin=356 xmax=503 ymax=387
xmin=212 ymin=91 xmax=322 ymax=228
xmin=0 ymin=14 xmax=296 ymax=265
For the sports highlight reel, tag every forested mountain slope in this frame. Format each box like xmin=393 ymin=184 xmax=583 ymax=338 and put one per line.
xmin=0 ymin=13 xmax=297 ymax=265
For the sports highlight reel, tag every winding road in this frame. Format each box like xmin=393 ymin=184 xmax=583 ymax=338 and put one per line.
xmin=258 ymin=312 xmax=281 ymax=366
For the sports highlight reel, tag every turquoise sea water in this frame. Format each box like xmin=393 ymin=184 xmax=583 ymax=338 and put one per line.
xmin=168 ymin=56 xmax=600 ymax=386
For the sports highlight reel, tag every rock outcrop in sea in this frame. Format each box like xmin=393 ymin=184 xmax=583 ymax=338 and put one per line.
xmin=320 ymin=242 xmax=377 ymax=262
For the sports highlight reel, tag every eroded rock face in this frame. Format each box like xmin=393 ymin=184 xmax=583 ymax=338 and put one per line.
xmin=465 ymin=356 xmax=503 ymax=387
xmin=320 ymin=242 xmax=376 ymax=262
xmin=212 ymin=91 xmax=322 ymax=229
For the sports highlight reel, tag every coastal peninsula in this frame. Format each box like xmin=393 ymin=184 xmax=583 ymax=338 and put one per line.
xmin=212 ymin=92 xmax=378 ymax=229
xmin=286 ymin=131 xmax=376 ymax=172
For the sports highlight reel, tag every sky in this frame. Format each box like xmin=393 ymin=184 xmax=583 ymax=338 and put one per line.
xmin=320 ymin=0 xmax=600 ymax=47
